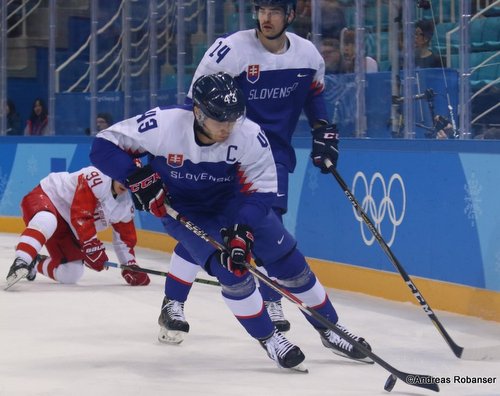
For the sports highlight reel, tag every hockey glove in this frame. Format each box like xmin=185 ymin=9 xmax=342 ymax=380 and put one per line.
xmin=311 ymin=123 xmax=340 ymax=173
xmin=81 ymin=238 xmax=108 ymax=271
xmin=121 ymin=261 xmax=151 ymax=286
xmin=218 ymin=224 xmax=254 ymax=277
xmin=125 ymin=164 xmax=167 ymax=217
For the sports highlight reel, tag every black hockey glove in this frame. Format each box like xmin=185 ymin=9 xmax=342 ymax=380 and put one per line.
xmin=311 ymin=123 xmax=339 ymax=173
xmin=218 ymin=224 xmax=254 ymax=277
xmin=125 ymin=164 xmax=167 ymax=217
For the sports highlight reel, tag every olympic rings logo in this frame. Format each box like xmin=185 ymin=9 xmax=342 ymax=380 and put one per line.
xmin=351 ymin=172 xmax=406 ymax=247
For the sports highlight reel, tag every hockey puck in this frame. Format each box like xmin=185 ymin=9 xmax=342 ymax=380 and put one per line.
xmin=384 ymin=374 xmax=397 ymax=392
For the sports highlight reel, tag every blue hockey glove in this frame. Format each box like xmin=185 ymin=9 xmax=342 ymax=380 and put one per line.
xmin=218 ymin=224 xmax=254 ymax=277
xmin=311 ymin=123 xmax=340 ymax=173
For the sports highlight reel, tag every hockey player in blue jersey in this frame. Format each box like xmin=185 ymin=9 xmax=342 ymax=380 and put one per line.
xmin=90 ymin=72 xmax=372 ymax=370
xmin=161 ymin=0 xmax=339 ymax=336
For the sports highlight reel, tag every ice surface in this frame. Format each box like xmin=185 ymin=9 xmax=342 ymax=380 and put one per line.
xmin=1 ymin=233 xmax=499 ymax=396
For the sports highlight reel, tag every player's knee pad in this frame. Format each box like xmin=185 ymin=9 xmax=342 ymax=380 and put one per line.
xmin=220 ymin=274 xmax=256 ymax=299
xmin=28 ymin=211 xmax=57 ymax=241
xmin=54 ymin=261 xmax=84 ymax=284
xmin=264 ymin=248 xmax=315 ymax=289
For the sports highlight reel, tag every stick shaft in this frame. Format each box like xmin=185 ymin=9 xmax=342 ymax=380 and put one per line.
xmin=104 ymin=261 xmax=220 ymax=286
xmin=325 ymin=158 xmax=463 ymax=358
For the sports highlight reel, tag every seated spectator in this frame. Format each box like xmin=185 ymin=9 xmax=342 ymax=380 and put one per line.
xmin=85 ymin=112 xmax=114 ymax=136
xmin=5 ymin=99 xmax=22 ymax=135
xmin=96 ymin=113 xmax=113 ymax=132
xmin=415 ymin=20 xmax=444 ymax=68
xmin=321 ymin=38 xmax=342 ymax=74
xmin=434 ymin=115 xmax=459 ymax=139
xmin=340 ymin=29 xmax=378 ymax=73
xmin=321 ymin=1 xmax=347 ymax=40
xmin=24 ymin=98 xmax=49 ymax=136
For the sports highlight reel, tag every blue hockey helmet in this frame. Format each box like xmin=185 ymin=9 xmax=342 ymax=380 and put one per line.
xmin=192 ymin=73 xmax=245 ymax=122
xmin=253 ymin=0 xmax=296 ymax=14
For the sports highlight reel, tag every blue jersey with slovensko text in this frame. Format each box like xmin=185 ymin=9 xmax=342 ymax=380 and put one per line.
xmin=89 ymin=105 xmax=278 ymax=229
xmin=188 ymin=29 xmax=328 ymax=172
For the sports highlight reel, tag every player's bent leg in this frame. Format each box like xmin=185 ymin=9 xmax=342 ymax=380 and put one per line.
xmin=258 ymin=267 xmax=291 ymax=333
xmin=158 ymin=244 xmax=199 ymax=344
xmin=209 ymin=258 xmax=307 ymax=372
xmin=6 ymin=211 xmax=57 ymax=290
xmin=35 ymin=257 xmax=84 ymax=284
xmin=266 ymin=248 xmax=373 ymax=364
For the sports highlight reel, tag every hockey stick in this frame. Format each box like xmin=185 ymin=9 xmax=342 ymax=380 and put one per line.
xmin=324 ymin=158 xmax=500 ymax=361
xmin=104 ymin=261 xmax=220 ymax=286
xmin=164 ymin=204 xmax=439 ymax=392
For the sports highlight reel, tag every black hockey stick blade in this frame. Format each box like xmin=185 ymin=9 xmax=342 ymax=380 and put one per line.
xmin=104 ymin=261 xmax=220 ymax=286
xmin=323 ymin=159 xmax=469 ymax=360
xmin=164 ymin=204 xmax=440 ymax=392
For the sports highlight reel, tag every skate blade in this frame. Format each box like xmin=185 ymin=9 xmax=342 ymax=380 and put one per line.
xmin=287 ymin=362 xmax=309 ymax=373
xmin=329 ymin=349 xmax=374 ymax=364
xmin=5 ymin=268 xmax=29 ymax=291
xmin=158 ymin=327 xmax=186 ymax=345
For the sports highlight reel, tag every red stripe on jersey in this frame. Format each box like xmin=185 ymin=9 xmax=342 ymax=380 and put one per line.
xmin=236 ymin=168 xmax=256 ymax=195
xmin=310 ymin=80 xmax=324 ymax=96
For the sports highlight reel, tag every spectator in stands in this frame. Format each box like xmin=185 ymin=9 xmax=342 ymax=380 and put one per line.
xmin=340 ymin=29 xmax=378 ymax=73
xmin=96 ymin=113 xmax=114 ymax=132
xmin=320 ymin=1 xmax=347 ymax=40
xmin=85 ymin=112 xmax=114 ymax=136
xmin=433 ymin=115 xmax=458 ymax=139
xmin=5 ymin=99 xmax=22 ymax=135
xmin=321 ymin=38 xmax=342 ymax=74
xmin=293 ymin=0 xmax=311 ymax=38
xmin=415 ymin=20 xmax=444 ymax=68
xmin=24 ymin=98 xmax=49 ymax=136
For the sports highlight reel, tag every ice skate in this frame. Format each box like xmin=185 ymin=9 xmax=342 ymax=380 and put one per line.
xmin=5 ymin=258 xmax=31 ymax=290
xmin=320 ymin=323 xmax=374 ymax=364
xmin=158 ymin=297 xmax=190 ymax=344
xmin=26 ymin=254 xmax=48 ymax=282
xmin=259 ymin=329 xmax=308 ymax=373
xmin=265 ymin=300 xmax=291 ymax=333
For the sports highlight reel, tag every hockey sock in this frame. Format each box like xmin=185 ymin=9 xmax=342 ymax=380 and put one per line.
xmin=222 ymin=287 xmax=275 ymax=339
xmin=291 ymin=278 xmax=339 ymax=328
xmin=37 ymin=259 xmax=84 ymax=284
xmin=15 ymin=228 xmax=47 ymax=264
xmin=164 ymin=246 xmax=199 ymax=302
xmin=208 ymin=256 xmax=274 ymax=339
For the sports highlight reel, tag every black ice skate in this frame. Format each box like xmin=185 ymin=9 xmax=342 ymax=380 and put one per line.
xmin=319 ymin=323 xmax=374 ymax=364
xmin=259 ymin=329 xmax=307 ymax=373
xmin=158 ymin=297 xmax=190 ymax=344
xmin=265 ymin=300 xmax=291 ymax=333
xmin=5 ymin=258 xmax=31 ymax=290
xmin=26 ymin=254 xmax=48 ymax=282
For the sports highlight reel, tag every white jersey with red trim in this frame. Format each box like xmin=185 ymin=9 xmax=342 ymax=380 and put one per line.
xmin=40 ymin=166 xmax=136 ymax=263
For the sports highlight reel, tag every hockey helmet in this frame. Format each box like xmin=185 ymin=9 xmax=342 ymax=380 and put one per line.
xmin=253 ymin=0 xmax=296 ymax=14
xmin=192 ymin=73 xmax=245 ymax=122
